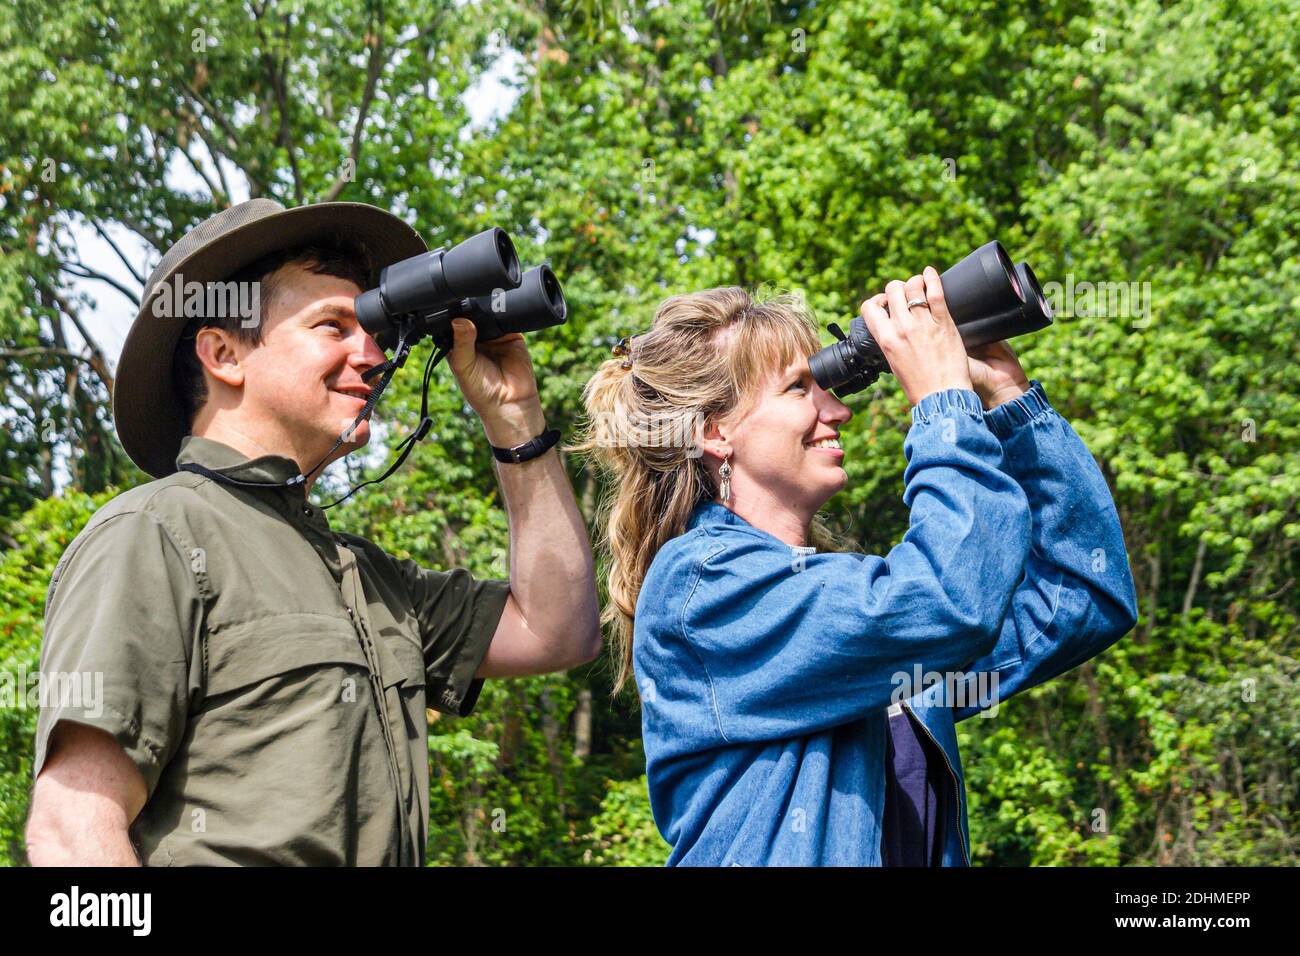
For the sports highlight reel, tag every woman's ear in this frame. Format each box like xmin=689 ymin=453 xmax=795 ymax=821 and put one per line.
xmin=695 ymin=414 xmax=731 ymax=463
xmin=195 ymin=327 xmax=246 ymax=389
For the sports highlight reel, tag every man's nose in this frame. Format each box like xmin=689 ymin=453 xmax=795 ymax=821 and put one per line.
xmin=352 ymin=330 xmax=388 ymax=378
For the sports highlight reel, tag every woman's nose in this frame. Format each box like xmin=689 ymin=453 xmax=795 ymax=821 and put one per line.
xmin=814 ymin=383 xmax=853 ymax=424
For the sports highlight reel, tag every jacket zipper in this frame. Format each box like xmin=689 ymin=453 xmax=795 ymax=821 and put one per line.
xmin=899 ymin=700 xmax=971 ymax=867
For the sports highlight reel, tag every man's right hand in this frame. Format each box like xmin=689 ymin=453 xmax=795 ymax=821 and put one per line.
xmin=861 ymin=266 xmax=975 ymax=406
xmin=26 ymin=721 xmax=146 ymax=866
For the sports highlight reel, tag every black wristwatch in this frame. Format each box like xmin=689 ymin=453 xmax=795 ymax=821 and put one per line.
xmin=489 ymin=427 xmax=562 ymax=464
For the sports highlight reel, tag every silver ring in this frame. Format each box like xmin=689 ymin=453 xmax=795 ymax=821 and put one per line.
xmin=906 ymin=297 xmax=929 ymax=309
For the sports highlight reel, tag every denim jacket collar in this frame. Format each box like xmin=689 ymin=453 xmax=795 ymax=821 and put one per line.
xmin=686 ymin=498 xmax=820 ymax=554
xmin=687 ymin=498 xmax=745 ymax=533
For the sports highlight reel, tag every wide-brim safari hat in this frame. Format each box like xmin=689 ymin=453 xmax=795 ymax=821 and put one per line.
xmin=113 ymin=198 xmax=427 ymax=479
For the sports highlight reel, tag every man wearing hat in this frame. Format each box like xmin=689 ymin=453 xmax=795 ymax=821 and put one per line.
xmin=25 ymin=199 xmax=601 ymax=865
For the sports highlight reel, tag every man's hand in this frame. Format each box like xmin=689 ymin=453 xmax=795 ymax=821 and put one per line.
xmin=446 ymin=318 xmax=547 ymax=446
xmin=966 ymin=339 xmax=1030 ymax=410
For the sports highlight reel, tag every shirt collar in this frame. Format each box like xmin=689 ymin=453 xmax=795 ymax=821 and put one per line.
xmin=686 ymin=498 xmax=819 ymax=554
xmin=175 ymin=435 xmax=306 ymax=488
xmin=687 ymin=497 xmax=749 ymax=532
xmin=174 ymin=436 xmax=341 ymax=583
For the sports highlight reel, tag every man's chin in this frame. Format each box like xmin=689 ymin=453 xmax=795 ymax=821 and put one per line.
xmin=328 ymin=417 xmax=370 ymax=449
xmin=344 ymin=423 xmax=371 ymax=447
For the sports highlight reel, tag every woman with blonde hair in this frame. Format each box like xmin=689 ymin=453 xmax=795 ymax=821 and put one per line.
xmin=575 ymin=269 xmax=1138 ymax=866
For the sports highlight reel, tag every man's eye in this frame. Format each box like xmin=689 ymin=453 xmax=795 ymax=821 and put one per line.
xmin=787 ymin=380 xmax=807 ymax=392
xmin=319 ymin=320 xmax=343 ymax=331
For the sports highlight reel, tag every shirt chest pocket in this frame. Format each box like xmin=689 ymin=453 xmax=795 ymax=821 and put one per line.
xmin=371 ymin=617 xmax=428 ymax=693
xmin=335 ymin=542 xmax=426 ymax=694
xmin=202 ymin=612 xmax=373 ymax=699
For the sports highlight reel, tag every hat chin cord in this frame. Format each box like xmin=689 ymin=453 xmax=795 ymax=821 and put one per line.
xmin=177 ymin=320 xmax=448 ymax=509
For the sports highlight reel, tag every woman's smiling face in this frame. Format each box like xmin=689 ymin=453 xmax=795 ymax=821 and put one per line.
xmin=722 ymin=353 xmax=854 ymax=521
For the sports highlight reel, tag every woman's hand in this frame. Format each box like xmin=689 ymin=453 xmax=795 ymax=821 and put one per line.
xmin=966 ymin=340 xmax=1030 ymax=410
xmin=860 ymin=266 xmax=973 ymax=407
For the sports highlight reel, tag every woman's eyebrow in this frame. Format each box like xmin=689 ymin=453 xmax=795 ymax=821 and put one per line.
xmin=775 ymin=366 xmax=808 ymax=389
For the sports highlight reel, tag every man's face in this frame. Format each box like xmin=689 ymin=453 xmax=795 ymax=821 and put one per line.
xmin=234 ymin=264 xmax=385 ymax=469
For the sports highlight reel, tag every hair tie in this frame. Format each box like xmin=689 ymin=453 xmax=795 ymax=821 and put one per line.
xmin=611 ymin=342 xmax=633 ymax=370
xmin=611 ymin=330 xmax=646 ymax=370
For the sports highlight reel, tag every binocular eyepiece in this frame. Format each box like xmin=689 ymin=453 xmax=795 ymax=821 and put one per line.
xmin=808 ymin=241 xmax=1053 ymax=398
xmin=355 ymin=226 xmax=568 ymax=354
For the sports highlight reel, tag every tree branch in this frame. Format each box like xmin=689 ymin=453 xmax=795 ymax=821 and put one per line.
xmin=394 ymin=9 xmax=445 ymax=51
xmin=254 ymin=4 xmax=303 ymax=203
xmin=177 ymin=84 xmax=268 ymax=196
xmin=202 ymin=126 xmax=234 ymax=203
xmin=48 ymin=289 xmax=115 ymax=392
xmin=321 ymin=0 xmax=387 ymax=203
xmin=0 ymin=347 xmax=102 ymax=370
xmin=1181 ymin=536 xmax=1208 ymax=620
xmin=117 ymin=212 xmax=167 ymax=254
xmin=89 ymin=219 xmax=146 ymax=286
xmin=161 ymin=127 xmax=228 ymax=207
xmin=60 ymin=261 xmax=141 ymax=307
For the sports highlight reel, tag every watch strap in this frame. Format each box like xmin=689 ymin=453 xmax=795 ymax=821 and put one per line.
xmin=490 ymin=427 xmax=561 ymax=464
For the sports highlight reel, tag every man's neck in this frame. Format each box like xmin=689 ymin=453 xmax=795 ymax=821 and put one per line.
xmin=192 ymin=419 xmax=318 ymax=498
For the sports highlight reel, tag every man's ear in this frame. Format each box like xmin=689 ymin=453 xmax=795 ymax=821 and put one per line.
xmin=194 ymin=327 xmax=246 ymax=389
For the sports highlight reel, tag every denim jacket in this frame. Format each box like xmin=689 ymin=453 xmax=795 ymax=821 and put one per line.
xmin=633 ymin=380 xmax=1139 ymax=866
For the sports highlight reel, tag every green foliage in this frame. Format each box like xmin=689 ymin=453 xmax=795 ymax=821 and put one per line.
xmin=581 ymin=775 xmax=669 ymax=866
xmin=424 ymin=677 xmax=591 ymax=866
xmin=0 ymin=489 xmax=110 ymax=865
xmin=1 ymin=0 xmax=1295 ymax=865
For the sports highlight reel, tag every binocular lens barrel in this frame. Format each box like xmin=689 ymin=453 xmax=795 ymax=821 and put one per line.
xmin=354 ymin=222 xmax=569 ymax=353
xmin=1016 ymin=261 xmax=1052 ymax=321
xmin=441 ymin=227 xmax=522 ymax=296
xmin=807 ymin=335 xmax=873 ymax=395
xmin=464 ymin=265 xmax=568 ymax=341
xmin=808 ymin=241 xmax=1054 ymax=397
xmin=511 ymin=264 xmax=567 ymax=329
xmin=355 ymin=227 xmax=522 ymax=339
xmin=939 ymin=240 xmax=1023 ymax=324
xmin=354 ymin=287 xmax=389 ymax=337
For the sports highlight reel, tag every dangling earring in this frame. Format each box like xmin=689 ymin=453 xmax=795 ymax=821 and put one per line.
xmin=718 ymin=453 xmax=732 ymax=503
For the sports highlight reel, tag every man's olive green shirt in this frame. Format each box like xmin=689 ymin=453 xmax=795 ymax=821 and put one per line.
xmin=33 ymin=435 xmax=511 ymax=865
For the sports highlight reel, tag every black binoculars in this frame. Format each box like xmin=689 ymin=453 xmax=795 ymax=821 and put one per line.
xmin=354 ymin=227 xmax=567 ymax=357
xmin=808 ymin=241 xmax=1053 ymax=398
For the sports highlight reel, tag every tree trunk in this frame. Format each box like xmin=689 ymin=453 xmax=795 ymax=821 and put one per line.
xmin=574 ymin=688 xmax=592 ymax=760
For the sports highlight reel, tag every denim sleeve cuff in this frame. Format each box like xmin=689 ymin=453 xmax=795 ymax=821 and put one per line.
xmin=910 ymin=386 xmax=986 ymax=427
xmin=982 ymin=379 xmax=1054 ymax=440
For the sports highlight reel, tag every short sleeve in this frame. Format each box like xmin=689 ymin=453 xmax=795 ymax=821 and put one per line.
xmin=397 ymin=561 xmax=511 ymax=717
xmin=33 ymin=510 xmax=201 ymax=799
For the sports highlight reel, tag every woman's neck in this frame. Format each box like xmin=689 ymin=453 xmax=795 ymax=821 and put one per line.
xmin=725 ymin=488 xmax=813 ymax=548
